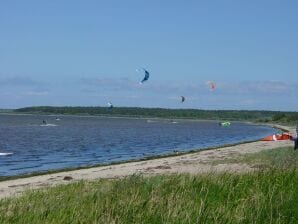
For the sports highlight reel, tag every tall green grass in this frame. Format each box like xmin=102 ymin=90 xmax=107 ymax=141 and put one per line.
xmin=242 ymin=147 xmax=298 ymax=169
xmin=212 ymin=146 xmax=298 ymax=169
xmin=1 ymin=169 xmax=297 ymax=223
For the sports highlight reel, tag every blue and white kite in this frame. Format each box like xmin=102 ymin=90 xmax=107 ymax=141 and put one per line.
xmin=139 ymin=68 xmax=150 ymax=84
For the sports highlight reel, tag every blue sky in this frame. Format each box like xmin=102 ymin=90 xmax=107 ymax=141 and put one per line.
xmin=0 ymin=1 xmax=297 ymax=111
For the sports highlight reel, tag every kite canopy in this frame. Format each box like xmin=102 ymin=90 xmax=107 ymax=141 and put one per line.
xmin=219 ymin=121 xmax=231 ymax=127
xmin=180 ymin=96 xmax=185 ymax=103
xmin=139 ymin=68 xmax=150 ymax=83
xmin=206 ymin=81 xmax=215 ymax=91
xmin=261 ymin=133 xmax=292 ymax=141
xmin=107 ymin=102 xmax=113 ymax=109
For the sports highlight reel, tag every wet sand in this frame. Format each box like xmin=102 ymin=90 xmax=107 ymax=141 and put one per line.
xmin=0 ymin=124 xmax=294 ymax=199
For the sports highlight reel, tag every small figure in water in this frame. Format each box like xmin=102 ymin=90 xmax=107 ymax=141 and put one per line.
xmin=42 ymin=120 xmax=47 ymax=125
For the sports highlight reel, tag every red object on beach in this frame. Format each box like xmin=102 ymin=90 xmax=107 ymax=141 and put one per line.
xmin=261 ymin=132 xmax=292 ymax=141
xmin=280 ymin=132 xmax=292 ymax=140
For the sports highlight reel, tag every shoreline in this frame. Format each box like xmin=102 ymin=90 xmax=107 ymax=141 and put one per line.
xmin=0 ymin=124 xmax=294 ymax=199
xmin=0 ymin=121 xmax=281 ymax=181
xmin=0 ymin=138 xmax=262 ymax=181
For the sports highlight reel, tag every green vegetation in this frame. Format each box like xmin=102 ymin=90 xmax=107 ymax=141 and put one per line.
xmin=213 ymin=146 xmax=298 ymax=169
xmin=0 ymin=147 xmax=297 ymax=223
xmin=13 ymin=106 xmax=298 ymax=123
xmin=239 ymin=147 xmax=298 ymax=169
xmin=1 ymin=170 xmax=297 ymax=223
xmin=271 ymin=113 xmax=298 ymax=125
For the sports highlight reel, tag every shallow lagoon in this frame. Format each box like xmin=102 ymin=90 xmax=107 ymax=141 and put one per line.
xmin=0 ymin=114 xmax=276 ymax=176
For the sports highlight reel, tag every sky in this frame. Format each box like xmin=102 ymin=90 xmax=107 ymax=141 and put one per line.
xmin=0 ymin=0 xmax=297 ymax=111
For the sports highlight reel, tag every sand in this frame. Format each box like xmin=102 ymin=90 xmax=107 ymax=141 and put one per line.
xmin=0 ymin=124 xmax=295 ymax=199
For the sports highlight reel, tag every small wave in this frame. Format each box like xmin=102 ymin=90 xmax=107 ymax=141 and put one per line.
xmin=0 ymin=152 xmax=14 ymax=156
xmin=28 ymin=123 xmax=39 ymax=126
xmin=40 ymin=124 xmax=58 ymax=127
xmin=10 ymin=164 xmax=42 ymax=171
xmin=147 ymin=120 xmax=157 ymax=123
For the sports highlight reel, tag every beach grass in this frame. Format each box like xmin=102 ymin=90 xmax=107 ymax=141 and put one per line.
xmin=212 ymin=146 xmax=298 ymax=169
xmin=241 ymin=146 xmax=298 ymax=168
xmin=0 ymin=170 xmax=297 ymax=223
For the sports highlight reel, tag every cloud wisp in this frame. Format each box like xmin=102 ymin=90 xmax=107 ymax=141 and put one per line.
xmin=80 ymin=77 xmax=297 ymax=96
xmin=0 ymin=76 xmax=45 ymax=87
xmin=219 ymin=80 xmax=296 ymax=95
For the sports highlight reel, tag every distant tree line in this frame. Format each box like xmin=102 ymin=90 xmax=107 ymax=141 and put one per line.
xmin=13 ymin=106 xmax=298 ymax=124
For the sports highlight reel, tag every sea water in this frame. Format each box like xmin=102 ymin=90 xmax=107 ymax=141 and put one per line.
xmin=0 ymin=114 xmax=276 ymax=176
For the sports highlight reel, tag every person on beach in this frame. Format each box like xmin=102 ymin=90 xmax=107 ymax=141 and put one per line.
xmin=295 ymin=125 xmax=298 ymax=150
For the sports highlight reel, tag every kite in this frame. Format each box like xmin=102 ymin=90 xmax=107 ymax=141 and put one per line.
xmin=107 ymin=102 xmax=114 ymax=109
xmin=206 ymin=81 xmax=215 ymax=91
xmin=138 ymin=68 xmax=150 ymax=84
xmin=180 ymin=96 xmax=185 ymax=103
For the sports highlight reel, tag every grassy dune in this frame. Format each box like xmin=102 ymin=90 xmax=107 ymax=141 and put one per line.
xmin=0 ymin=147 xmax=298 ymax=223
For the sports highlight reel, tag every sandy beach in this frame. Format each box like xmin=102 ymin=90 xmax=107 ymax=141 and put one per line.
xmin=0 ymin=124 xmax=294 ymax=199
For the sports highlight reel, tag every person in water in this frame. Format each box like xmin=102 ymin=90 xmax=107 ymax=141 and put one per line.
xmin=42 ymin=120 xmax=47 ymax=125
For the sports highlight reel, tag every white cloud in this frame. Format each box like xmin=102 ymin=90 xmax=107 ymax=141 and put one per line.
xmin=21 ymin=91 xmax=50 ymax=96
xmin=0 ymin=76 xmax=44 ymax=87
xmin=80 ymin=76 xmax=208 ymax=95
xmin=80 ymin=77 xmax=138 ymax=91
xmin=239 ymin=99 xmax=257 ymax=106
xmin=219 ymin=80 xmax=296 ymax=95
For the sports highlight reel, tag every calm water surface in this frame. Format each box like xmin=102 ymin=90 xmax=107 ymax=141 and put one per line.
xmin=0 ymin=114 xmax=276 ymax=176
